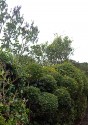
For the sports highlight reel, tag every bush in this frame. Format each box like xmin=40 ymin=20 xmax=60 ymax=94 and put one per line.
xmin=43 ymin=66 xmax=63 ymax=87
xmin=54 ymin=87 xmax=72 ymax=110
xmin=42 ymin=66 xmax=59 ymax=78
xmin=0 ymin=115 xmax=5 ymax=125
xmin=58 ymin=76 xmax=78 ymax=99
xmin=28 ymin=63 xmax=43 ymax=85
xmin=55 ymin=62 xmax=88 ymax=123
xmin=25 ymin=86 xmax=58 ymax=125
xmin=38 ymin=75 xmax=57 ymax=93
xmin=38 ymin=92 xmax=58 ymax=124
xmin=39 ymin=92 xmax=58 ymax=113
xmin=54 ymin=87 xmax=75 ymax=125
xmin=25 ymin=86 xmax=41 ymax=103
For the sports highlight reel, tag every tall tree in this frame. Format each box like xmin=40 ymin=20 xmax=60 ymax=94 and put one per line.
xmin=46 ymin=36 xmax=73 ymax=64
xmin=0 ymin=0 xmax=39 ymax=55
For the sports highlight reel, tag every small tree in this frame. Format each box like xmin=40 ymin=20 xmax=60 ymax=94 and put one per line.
xmin=46 ymin=36 xmax=73 ymax=64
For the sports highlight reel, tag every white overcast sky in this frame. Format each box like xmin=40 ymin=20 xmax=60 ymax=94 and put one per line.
xmin=7 ymin=0 xmax=88 ymax=62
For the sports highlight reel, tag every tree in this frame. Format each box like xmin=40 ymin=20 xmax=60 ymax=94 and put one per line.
xmin=46 ymin=36 xmax=73 ymax=64
xmin=0 ymin=0 xmax=39 ymax=55
xmin=30 ymin=42 xmax=48 ymax=64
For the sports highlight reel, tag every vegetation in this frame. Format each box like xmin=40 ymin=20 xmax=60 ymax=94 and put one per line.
xmin=0 ymin=49 xmax=88 ymax=125
xmin=0 ymin=0 xmax=88 ymax=125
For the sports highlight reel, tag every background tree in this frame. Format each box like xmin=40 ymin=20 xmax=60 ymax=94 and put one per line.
xmin=30 ymin=42 xmax=48 ymax=64
xmin=46 ymin=36 xmax=73 ymax=64
xmin=0 ymin=0 xmax=39 ymax=55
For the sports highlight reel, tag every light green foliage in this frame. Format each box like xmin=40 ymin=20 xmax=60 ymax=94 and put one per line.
xmin=30 ymin=42 xmax=48 ymax=64
xmin=0 ymin=49 xmax=13 ymax=64
xmin=7 ymin=99 xmax=29 ymax=125
xmin=46 ymin=36 xmax=73 ymax=64
xmin=12 ymin=55 xmax=35 ymax=82
xmin=43 ymin=66 xmax=59 ymax=78
xmin=31 ymin=44 xmax=43 ymax=63
xmin=42 ymin=66 xmax=64 ymax=86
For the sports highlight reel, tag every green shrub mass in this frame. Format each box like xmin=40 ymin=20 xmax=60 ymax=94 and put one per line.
xmin=0 ymin=50 xmax=88 ymax=125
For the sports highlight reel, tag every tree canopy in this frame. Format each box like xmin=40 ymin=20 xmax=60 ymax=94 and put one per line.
xmin=0 ymin=0 xmax=39 ymax=55
xmin=46 ymin=36 xmax=73 ymax=64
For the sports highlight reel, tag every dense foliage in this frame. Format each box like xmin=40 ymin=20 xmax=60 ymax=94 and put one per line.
xmin=0 ymin=49 xmax=88 ymax=125
xmin=0 ymin=1 xmax=88 ymax=125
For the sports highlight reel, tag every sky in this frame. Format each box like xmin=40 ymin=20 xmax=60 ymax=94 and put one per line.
xmin=7 ymin=0 xmax=88 ymax=62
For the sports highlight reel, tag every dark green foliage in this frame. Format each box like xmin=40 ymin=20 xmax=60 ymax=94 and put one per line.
xmin=25 ymin=86 xmax=58 ymax=125
xmin=0 ymin=49 xmax=88 ymax=125
xmin=38 ymin=92 xmax=58 ymax=124
xmin=26 ymin=63 xmax=43 ymax=86
xmin=38 ymin=75 xmax=57 ymax=92
xmin=54 ymin=87 xmax=75 ymax=125
xmin=55 ymin=87 xmax=73 ymax=121
xmin=24 ymin=86 xmax=41 ymax=121
xmin=55 ymin=62 xmax=88 ymax=123
xmin=70 ymin=60 xmax=88 ymax=76
xmin=39 ymin=92 xmax=58 ymax=113
xmin=25 ymin=86 xmax=41 ymax=103
xmin=55 ymin=87 xmax=72 ymax=109
xmin=57 ymin=76 xmax=78 ymax=99
xmin=55 ymin=62 xmax=86 ymax=93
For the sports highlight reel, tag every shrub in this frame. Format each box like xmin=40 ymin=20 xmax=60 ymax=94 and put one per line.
xmin=0 ymin=115 xmax=5 ymax=125
xmin=54 ymin=87 xmax=75 ymax=125
xmin=42 ymin=66 xmax=59 ymax=78
xmin=26 ymin=86 xmax=58 ymax=125
xmin=25 ymin=86 xmax=41 ymax=103
xmin=54 ymin=87 xmax=72 ymax=110
xmin=28 ymin=63 xmax=43 ymax=85
xmin=39 ymin=92 xmax=58 ymax=113
xmin=55 ymin=62 xmax=87 ymax=95
xmin=38 ymin=75 xmax=57 ymax=93
xmin=55 ymin=62 xmax=88 ymax=123
xmin=38 ymin=92 xmax=58 ymax=124
xmin=58 ymin=76 xmax=78 ymax=99
xmin=42 ymin=66 xmax=63 ymax=86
